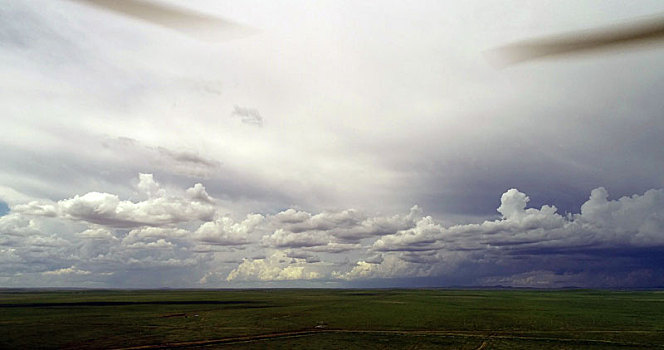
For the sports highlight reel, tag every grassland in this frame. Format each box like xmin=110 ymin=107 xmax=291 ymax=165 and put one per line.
xmin=1 ymin=289 xmax=663 ymax=349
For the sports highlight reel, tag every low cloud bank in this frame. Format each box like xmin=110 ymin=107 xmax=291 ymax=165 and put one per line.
xmin=1 ymin=174 xmax=663 ymax=288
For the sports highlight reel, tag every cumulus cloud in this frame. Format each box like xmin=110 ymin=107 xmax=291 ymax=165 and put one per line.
xmin=333 ymin=255 xmax=430 ymax=281
xmin=43 ymin=266 xmax=92 ymax=276
xmin=194 ymin=214 xmax=264 ymax=245
xmin=497 ymin=189 xmax=531 ymax=220
xmin=359 ymin=187 xmax=664 ymax=285
xmin=59 ymin=192 xmax=213 ymax=228
xmin=0 ymin=175 xmax=223 ymax=286
xmin=262 ymin=228 xmax=332 ymax=248
xmin=373 ymin=187 xmax=664 ymax=255
xmin=78 ymin=227 xmax=117 ymax=240
xmin=226 ymin=251 xmax=322 ymax=281
xmin=0 ymin=213 xmax=75 ymax=272
xmin=372 ymin=216 xmax=444 ymax=252
xmin=0 ymin=214 xmax=41 ymax=237
xmin=301 ymin=242 xmax=363 ymax=253
xmin=275 ymin=207 xmax=419 ymax=240
xmin=12 ymin=201 xmax=59 ymax=217
xmin=124 ymin=239 xmax=175 ymax=250
xmin=122 ymin=226 xmax=188 ymax=244
xmin=136 ymin=173 xmax=165 ymax=198
xmin=577 ymin=187 xmax=664 ymax=246
xmin=186 ymin=183 xmax=215 ymax=204
xmin=261 ymin=206 xmax=421 ymax=250
xmin=15 ymin=174 xmax=216 ymax=228
xmin=2 ymin=171 xmax=664 ymax=287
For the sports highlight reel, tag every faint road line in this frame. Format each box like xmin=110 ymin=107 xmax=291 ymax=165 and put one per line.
xmin=475 ymin=340 xmax=489 ymax=350
xmin=113 ymin=329 xmax=664 ymax=349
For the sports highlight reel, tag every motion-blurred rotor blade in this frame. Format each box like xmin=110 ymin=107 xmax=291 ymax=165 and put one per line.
xmin=67 ymin=0 xmax=255 ymax=42
xmin=488 ymin=15 xmax=664 ymax=67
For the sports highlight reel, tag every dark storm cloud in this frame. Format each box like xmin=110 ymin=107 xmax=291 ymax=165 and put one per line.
xmin=356 ymin=186 xmax=664 ymax=287
xmin=331 ymin=38 xmax=664 ymax=219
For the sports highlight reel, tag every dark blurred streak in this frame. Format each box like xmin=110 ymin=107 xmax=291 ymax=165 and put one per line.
xmin=488 ymin=15 xmax=664 ymax=67
xmin=67 ymin=0 xmax=256 ymax=42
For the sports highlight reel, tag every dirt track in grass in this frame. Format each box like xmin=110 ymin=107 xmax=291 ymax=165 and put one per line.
xmin=113 ymin=329 xmax=663 ymax=349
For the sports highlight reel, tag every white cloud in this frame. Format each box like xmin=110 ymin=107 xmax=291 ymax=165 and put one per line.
xmin=354 ymin=187 xmax=664 ymax=283
xmin=271 ymin=207 xmax=419 ymax=241
xmin=261 ymin=228 xmax=332 ymax=248
xmin=0 ymin=214 xmax=41 ymax=237
xmin=497 ymin=188 xmax=530 ymax=220
xmin=78 ymin=227 xmax=116 ymax=240
xmin=577 ymin=187 xmax=664 ymax=246
xmin=0 ymin=177 xmax=222 ymax=285
xmin=137 ymin=173 xmax=165 ymax=198
xmin=261 ymin=206 xmax=421 ymax=250
xmin=333 ymin=255 xmax=429 ymax=281
xmin=226 ymin=251 xmax=322 ymax=281
xmin=194 ymin=214 xmax=263 ymax=246
xmin=13 ymin=201 xmax=59 ymax=217
xmin=17 ymin=174 xmax=216 ymax=228
xmin=60 ymin=190 xmax=214 ymax=228
xmin=124 ymin=239 xmax=175 ymax=250
xmin=0 ymin=185 xmax=38 ymax=206
xmin=122 ymin=226 xmax=188 ymax=244
xmin=372 ymin=216 xmax=444 ymax=252
xmin=42 ymin=266 xmax=91 ymax=276
xmin=186 ymin=183 xmax=215 ymax=204
xmin=302 ymin=242 xmax=363 ymax=253
xmin=374 ymin=187 xmax=664 ymax=255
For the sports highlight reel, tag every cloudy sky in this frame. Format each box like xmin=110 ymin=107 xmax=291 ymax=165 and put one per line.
xmin=1 ymin=0 xmax=663 ymax=288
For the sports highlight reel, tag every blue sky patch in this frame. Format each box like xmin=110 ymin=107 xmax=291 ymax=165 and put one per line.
xmin=0 ymin=201 xmax=9 ymax=216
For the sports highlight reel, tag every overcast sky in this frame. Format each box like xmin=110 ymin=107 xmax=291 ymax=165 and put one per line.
xmin=1 ymin=0 xmax=663 ymax=288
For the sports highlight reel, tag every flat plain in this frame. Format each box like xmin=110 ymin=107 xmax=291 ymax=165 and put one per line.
xmin=1 ymin=289 xmax=663 ymax=349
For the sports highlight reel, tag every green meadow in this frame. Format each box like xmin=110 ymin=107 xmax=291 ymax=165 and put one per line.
xmin=1 ymin=289 xmax=663 ymax=349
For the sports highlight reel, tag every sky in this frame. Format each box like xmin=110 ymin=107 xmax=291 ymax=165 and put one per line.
xmin=1 ymin=0 xmax=663 ymax=288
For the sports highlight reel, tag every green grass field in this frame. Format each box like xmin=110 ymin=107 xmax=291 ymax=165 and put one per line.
xmin=1 ymin=289 xmax=663 ymax=349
